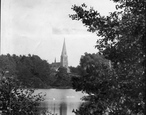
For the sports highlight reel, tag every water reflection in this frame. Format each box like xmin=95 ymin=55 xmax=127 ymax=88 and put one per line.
xmin=60 ymin=102 xmax=67 ymax=115
xmin=36 ymin=89 xmax=85 ymax=115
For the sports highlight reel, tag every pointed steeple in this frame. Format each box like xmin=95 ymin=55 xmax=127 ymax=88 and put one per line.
xmin=60 ymin=39 xmax=68 ymax=68
xmin=61 ymin=39 xmax=67 ymax=56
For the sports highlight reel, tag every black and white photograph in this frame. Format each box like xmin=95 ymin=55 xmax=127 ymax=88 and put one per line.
xmin=0 ymin=0 xmax=145 ymax=115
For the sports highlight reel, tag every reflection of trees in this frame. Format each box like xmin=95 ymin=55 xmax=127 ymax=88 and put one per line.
xmin=38 ymin=101 xmax=58 ymax=115
xmin=37 ymin=102 xmax=49 ymax=115
xmin=60 ymin=102 xmax=67 ymax=115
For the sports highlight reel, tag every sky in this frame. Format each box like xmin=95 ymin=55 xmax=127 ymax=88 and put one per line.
xmin=1 ymin=0 xmax=116 ymax=67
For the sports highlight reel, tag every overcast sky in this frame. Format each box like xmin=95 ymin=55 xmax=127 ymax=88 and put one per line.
xmin=1 ymin=0 xmax=116 ymax=66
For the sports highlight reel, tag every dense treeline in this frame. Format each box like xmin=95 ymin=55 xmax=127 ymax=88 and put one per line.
xmin=0 ymin=54 xmax=72 ymax=88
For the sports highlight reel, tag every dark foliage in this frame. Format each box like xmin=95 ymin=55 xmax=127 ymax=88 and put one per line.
xmin=70 ymin=0 xmax=145 ymax=115
xmin=0 ymin=75 xmax=44 ymax=115
xmin=0 ymin=54 xmax=72 ymax=88
xmin=53 ymin=67 xmax=72 ymax=88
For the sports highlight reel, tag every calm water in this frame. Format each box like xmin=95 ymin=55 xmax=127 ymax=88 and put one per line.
xmin=35 ymin=89 xmax=85 ymax=115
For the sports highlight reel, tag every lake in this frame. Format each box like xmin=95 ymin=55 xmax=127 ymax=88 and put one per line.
xmin=35 ymin=89 xmax=86 ymax=115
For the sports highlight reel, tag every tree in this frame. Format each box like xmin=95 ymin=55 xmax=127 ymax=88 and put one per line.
xmin=72 ymin=53 xmax=113 ymax=115
xmin=17 ymin=55 xmax=51 ymax=88
xmin=70 ymin=0 xmax=145 ymax=114
xmin=0 ymin=54 xmax=17 ymax=75
xmin=69 ymin=66 xmax=81 ymax=76
xmin=53 ymin=67 xmax=72 ymax=88
xmin=0 ymin=74 xmax=45 ymax=115
xmin=0 ymin=54 xmax=53 ymax=88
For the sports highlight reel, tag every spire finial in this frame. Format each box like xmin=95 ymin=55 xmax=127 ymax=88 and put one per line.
xmin=54 ymin=58 xmax=56 ymax=63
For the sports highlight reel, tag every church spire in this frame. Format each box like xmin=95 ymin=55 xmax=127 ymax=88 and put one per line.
xmin=60 ymin=39 xmax=68 ymax=68
xmin=61 ymin=39 xmax=67 ymax=56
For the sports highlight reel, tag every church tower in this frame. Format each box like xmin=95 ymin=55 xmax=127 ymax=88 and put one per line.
xmin=60 ymin=39 xmax=68 ymax=68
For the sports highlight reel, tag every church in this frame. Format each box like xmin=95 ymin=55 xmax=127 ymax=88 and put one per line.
xmin=51 ymin=40 xmax=70 ymax=73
